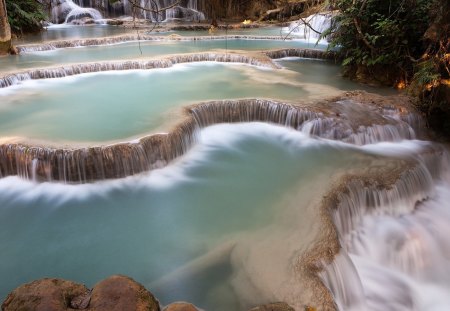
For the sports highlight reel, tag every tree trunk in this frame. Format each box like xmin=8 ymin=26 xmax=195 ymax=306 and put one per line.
xmin=0 ymin=0 xmax=11 ymax=55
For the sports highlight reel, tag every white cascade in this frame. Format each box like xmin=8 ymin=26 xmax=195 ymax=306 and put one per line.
xmin=117 ymin=0 xmax=204 ymax=22
xmin=321 ymin=150 xmax=450 ymax=311
xmin=51 ymin=0 xmax=103 ymax=24
xmin=287 ymin=13 xmax=332 ymax=42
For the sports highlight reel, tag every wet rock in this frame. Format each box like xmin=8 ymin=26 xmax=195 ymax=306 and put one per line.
xmin=106 ymin=19 xmax=124 ymax=26
xmin=89 ymin=275 xmax=160 ymax=311
xmin=248 ymin=302 xmax=295 ymax=311
xmin=70 ymin=289 xmax=92 ymax=309
xmin=70 ymin=18 xmax=95 ymax=25
xmin=163 ymin=302 xmax=201 ymax=311
xmin=2 ymin=275 xmax=160 ymax=311
xmin=1 ymin=278 xmax=89 ymax=311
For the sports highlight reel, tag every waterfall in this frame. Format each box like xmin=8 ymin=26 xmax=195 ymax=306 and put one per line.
xmin=319 ymin=141 xmax=450 ymax=310
xmin=164 ymin=0 xmax=205 ymax=22
xmin=0 ymin=96 xmax=428 ymax=183
xmin=52 ymin=0 xmax=205 ymax=23
xmin=0 ymin=52 xmax=275 ymax=89
xmin=51 ymin=0 xmax=103 ymax=24
xmin=16 ymin=37 xmax=317 ymax=54
xmin=286 ymin=13 xmax=333 ymax=42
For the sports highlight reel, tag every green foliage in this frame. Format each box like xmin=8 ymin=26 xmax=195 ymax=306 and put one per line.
xmin=6 ymin=0 xmax=47 ymax=35
xmin=413 ymin=59 xmax=440 ymax=87
xmin=330 ymin=0 xmax=432 ymax=83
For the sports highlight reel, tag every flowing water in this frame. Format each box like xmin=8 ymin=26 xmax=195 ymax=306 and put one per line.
xmin=0 ymin=60 xmax=389 ymax=143
xmin=1 ymin=40 xmax=324 ymax=74
xmin=2 ymin=122 xmax=445 ymax=310
xmin=1 ymin=14 xmax=450 ymax=311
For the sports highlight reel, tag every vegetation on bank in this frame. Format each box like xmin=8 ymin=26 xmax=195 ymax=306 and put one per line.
xmin=327 ymin=0 xmax=449 ymax=136
xmin=5 ymin=0 xmax=46 ymax=35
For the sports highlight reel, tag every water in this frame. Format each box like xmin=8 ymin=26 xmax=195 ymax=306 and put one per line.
xmin=2 ymin=16 xmax=450 ymax=311
xmin=51 ymin=0 xmax=103 ymax=24
xmin=320 ymin=142 xmax=450 ymax=311
xmin=12 ymin=25 xmax=135 ymax=45
xmin=2 ymin=37 xmax=326 ymax=74
xmin=0 ymin=122 xmax=426 ymax=310
xmin=0 ymin=60 xmax=391 ymax=143
xmin=286 ymin=13 xmax=333 ymax=43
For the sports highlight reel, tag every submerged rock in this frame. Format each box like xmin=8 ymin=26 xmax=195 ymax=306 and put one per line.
xmin=1 ymin=275 xmax=160 ymax=311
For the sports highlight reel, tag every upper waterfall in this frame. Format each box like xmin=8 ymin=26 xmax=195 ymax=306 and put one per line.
xmin=51 ymin=0 xmax=205 ymax=24
xmin=286 ymin=13 xmax=333 ymax=42
xmin=52 ymin=0 xmax=103 ymax=24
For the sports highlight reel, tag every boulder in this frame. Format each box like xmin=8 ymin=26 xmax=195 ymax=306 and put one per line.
xmin=106 ymin=19 xmax=124 ymax=26
xmin=163 ymin=302 xmax=201 ymax=311
xmin=1 ymin=278 xmax=89 ymax=311
xmin=89 ymin=275 xmax=160 ymax=311
xmin=248 ymin=302 xmax=296 ymax=311
xmin=2 ymin=275 xmax=160 ymax=311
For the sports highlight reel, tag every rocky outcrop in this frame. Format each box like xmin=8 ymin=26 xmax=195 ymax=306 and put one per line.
xmin=2 ymin=275 xmax=160 ymax=311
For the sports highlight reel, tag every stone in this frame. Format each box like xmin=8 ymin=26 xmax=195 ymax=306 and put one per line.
xmin=89 ymin=275 xmax=160 ymax=311
xmin=106 ymin=19 xmax=124 ymax=26
xmin=1 ymin=278 xmax=89 ymax=311
xmin=163 ymin=302 xmax=200 ymax=311
xmin=248 ymin=302 xmax=296 ymax=311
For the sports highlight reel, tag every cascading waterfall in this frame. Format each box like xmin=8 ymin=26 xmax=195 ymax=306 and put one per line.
xmin=286 ymin=13 xmax=333 ymax=42
xmin=320 ymin=141 xmax=450 ymax=310
xmin=0 ymin=52 xmax=276 ymax=89
xmin=50 ymin=0 xmax=205 ymax=24
xmin=0 ymin=96 xmax=426 ymax=183
xmin=51 ymin=0 xmax=103 ymax=24
xmin=164 ymin=0 xmax=205 ymax=22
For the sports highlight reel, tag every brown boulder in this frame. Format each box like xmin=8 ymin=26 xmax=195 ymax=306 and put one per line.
xmin=248 ymin=302 xmax=295 ymax=311
xmin=89 ymin=275 xmax=160 ymax=311
xmin=163 ymin=302 xmax=200 ymax=311
xmin=1 ymin=278 xmax=89 ymax=311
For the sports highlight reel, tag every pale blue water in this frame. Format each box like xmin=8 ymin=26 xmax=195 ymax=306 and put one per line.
xmin=0 ymin=123 xmax=384 ymax=310
xmin=0 ymin=60 xmax=391 ymax=142
xmin=1 ymin=39 xmax=325 ymax=74
xmin=2 ymin=24 xmax=436 ymax=311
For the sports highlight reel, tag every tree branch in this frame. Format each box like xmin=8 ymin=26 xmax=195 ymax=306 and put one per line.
xmin=127 ymin=0 xmax=180 ymax=14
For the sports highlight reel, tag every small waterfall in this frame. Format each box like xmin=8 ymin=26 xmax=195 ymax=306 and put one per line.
xmin=16 ymin=37 xmax=309 ymax=54
xmin=264 ymin=48 xmax=337 ymax=60
xmin=51 ymin=0 xmax=103 ymax=24
xmin=319 ymin=139 xmax=450 ymax=310
xmin=67 ymin=0 xmax=206 ymax=22
xmin=286 ymin=13 xmax=333 ymax=41
xmin=0 ymin=96 xmax=429 ymax=183
xmin=320 ymin=252 xmax=367 ymax=311
xmin=0 ymin=53 xmax=275 ymax=89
